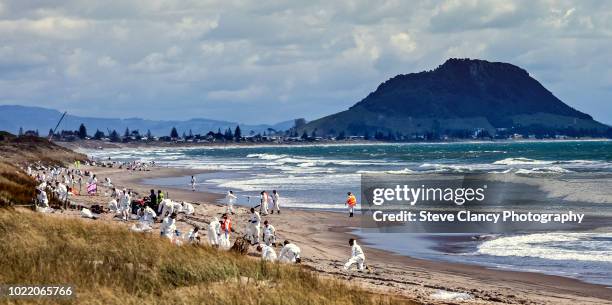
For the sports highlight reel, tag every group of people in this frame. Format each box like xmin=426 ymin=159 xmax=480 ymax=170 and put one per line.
xmin=31 ymin=162 xmax=100 ymax=209
xmin=29 ymin=159 xmax=367 ymax=272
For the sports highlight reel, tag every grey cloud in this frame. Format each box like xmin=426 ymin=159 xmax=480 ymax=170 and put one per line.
xmin=0 ymin=0 xmax=610 ymax=125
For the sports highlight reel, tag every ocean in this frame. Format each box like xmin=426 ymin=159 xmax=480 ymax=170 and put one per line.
xmin=85 ymin=140 xmax=612 ymax=286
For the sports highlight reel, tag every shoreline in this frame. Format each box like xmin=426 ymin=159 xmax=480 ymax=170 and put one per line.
xmin=92 ymin=164 xmax=611 ymax=304
xmin=59 ymin=137 xmax=611 ymax=151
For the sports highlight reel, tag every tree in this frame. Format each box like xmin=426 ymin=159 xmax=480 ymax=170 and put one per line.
xmin=109 ymin=130 xmax=121 ymax=142
xmin=93 ymin=129 xmax=105 ymax=140
xmin=124 ymin=128 xmax=130 ymax=138
xmin=337 ymin=131 xmax=346 ymax=140
xmin=234 ymin=125 xmax=242 ymax=141
xmin=146 ymin=129 xmax=152 ymax=139
xmin=77 ymin=124 xmax=87 ymax=139
xmin=170 ymin=127 xmax=179 ymax=139
xmin=301 ymin=131 xmax=308 ymax=140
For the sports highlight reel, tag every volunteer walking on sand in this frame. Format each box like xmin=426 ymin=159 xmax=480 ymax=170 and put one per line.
xmin=271 ymin=190 xmax=280 ymax=214
xmin=344 ymin=238 xmax=366 ymax=271
xmin=346 ymin=192 xmax=357 ymax=217
xmin=225 ymin=190 xmax=237 ymax=214
xmin=190 ymin=176 xmax=196 ymax=192
xmin=260 ymin=191 xmax=269 ymax=215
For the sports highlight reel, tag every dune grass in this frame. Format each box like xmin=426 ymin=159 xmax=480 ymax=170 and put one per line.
xmin=0 ymin=162 xmax=37 ymax=208
xmin=0 ymin=209 xmax=417 ymax=305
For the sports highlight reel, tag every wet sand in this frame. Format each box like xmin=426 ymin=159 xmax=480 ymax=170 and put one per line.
xmin=49 ymin=164 xmax=612 ymax=305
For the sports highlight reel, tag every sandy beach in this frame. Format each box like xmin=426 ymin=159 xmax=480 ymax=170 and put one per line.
xmin=44 ymin=164 xmax=612 ymax=305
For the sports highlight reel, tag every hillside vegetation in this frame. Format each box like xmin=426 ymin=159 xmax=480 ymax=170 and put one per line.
xmin=303 ymin=58 xmax=610 ymax=138
xmin=0 ymin=209 xmax=416 ymax=305
xmin=0 ymin=132 xmax=86 ymax=208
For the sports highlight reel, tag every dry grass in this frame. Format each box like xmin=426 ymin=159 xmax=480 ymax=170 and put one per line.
xmin=0 ymin=210 xmax=418 ymax=305
xmin=0 ymin=162 xmax=37 ymax=208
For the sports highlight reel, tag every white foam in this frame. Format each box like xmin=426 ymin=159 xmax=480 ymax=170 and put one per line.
xmin=515 ymin=166 xmax=572 ymax=174
xmin=478 ymin=233 xmax=612 ymax=262
xmin=493 ymin=157 xmax=554 ymax=165
xmin=246 ymin=153 xmax=287 ymax=160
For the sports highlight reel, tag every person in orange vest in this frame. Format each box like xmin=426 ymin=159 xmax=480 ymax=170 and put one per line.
xmin=346 ymin=192 xmax=357 ymax=217
xmin=219 ymin=213 xmax=233 ymax=249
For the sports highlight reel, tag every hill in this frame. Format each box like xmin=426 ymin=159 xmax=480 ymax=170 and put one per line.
xmin=0 ymin=105 xmax=294 ymax=137
xmin=302 ymin=58 xmax=610 ymax=139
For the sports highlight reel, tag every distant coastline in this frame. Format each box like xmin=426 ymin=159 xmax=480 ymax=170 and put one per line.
xmin=58 ymin=137 xmax=611 ymax=150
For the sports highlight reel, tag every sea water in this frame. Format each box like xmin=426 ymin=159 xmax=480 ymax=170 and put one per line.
xmin=85 ymin=140 xmax=612 ymax=285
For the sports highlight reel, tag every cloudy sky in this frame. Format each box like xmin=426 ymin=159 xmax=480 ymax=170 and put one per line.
xmin=0 ymin=0 xmax=611 ymax=124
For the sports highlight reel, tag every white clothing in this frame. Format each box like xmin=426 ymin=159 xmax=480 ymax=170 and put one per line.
xmin=108 ymin=199 xmax=119 ymax=213
xmin=182 ymin=202 xmax=195 ymax=215
xmin=160 ymin=216 xmax=176 ymax=239
xmin=80 ymin=208 xmax=94 ymax=219
xmin=260 ymin=193 xmax=269 ymax=215
xmin=263 ymin=224 xmax=276 ymax=246
xmin=246 ymin=211 xmax=261 ymax=244
xmin=208 ymin=217 xmax=221 ymax=246
xmin=38 ymin=191 xmax=49 ymax=207
xmin=159 ymin=199 xmax=177 ymax=217
xmin=225 ymin=192 xmax=237 ymax=213
xmin=56 ymin=183 xmax=68 ymax=202
xmin=279 ymin=243 xmax=301 ymax=263
xmin=261 ymin=245 xmax=277 ymax=262
xmin=121 ymin=193 xmax=131 ymax=210
xmin=344 ymin=242 xmax=366 ymax=271
xmin=140 ymin=206 xmax=157 ymax=224
xmin=272 ymin=193 xmax=280 ymax=212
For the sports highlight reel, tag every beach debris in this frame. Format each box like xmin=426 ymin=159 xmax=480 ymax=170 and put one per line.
xmin=430 ymin=290 xmax=473 ymax=301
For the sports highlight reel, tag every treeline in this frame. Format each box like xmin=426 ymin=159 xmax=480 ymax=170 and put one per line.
xmin=46 ymin=123 xmax=249 ymax=143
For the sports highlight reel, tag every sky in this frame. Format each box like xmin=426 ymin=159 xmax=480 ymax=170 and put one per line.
xmin=0 ymin=0 xmax=611 ymax=125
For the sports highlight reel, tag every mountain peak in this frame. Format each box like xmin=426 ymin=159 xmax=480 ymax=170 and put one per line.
xmin=303 ymin=59 xmax=608 ymax=138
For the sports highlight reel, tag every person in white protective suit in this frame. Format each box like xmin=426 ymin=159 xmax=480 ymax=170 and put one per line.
xmin=160 ymin=213 xmax=177 ymax=239
xmin=271 ymin=190 xmax=280 ymax=214
xmin=37 ymin=189 xmax=49 ymax=208
xmin=225 ymin=191 xmax=237 ymax=214
xmin=131 ymin=205 xmax=157 ymax=232
xmin=256 ymin=244 xmax=277 ymax=262
xmin=185 ymin=226 xmax=200 ymax=244
xmin=262 ymin=220 xmax=276 ymax=246
xmin=108 ymin=198 xmax=119 ymax=213
xmin=278 ymin=240 xmax=301 ymax=263
xmin=259 ymin=191 xmax=269 ymax=215
xmin=246 ymin=207 xmax=261 ymax=245
xmin=343 ymin=238 xmax=366 ymax=271
xmin=139 ymin=205 xmax=157 ymax=226
xmin=55 ymin=181 xmax=68 ymax=203
xmin=208 ymin=217 xmax=221 ymax=247
xmin=158 ymin=199 xmax=177 ymax=219
xmin=181 ymin=201 xmax=195 ymax=215
xmin=120 ymin=189 xmax=131 ymax=221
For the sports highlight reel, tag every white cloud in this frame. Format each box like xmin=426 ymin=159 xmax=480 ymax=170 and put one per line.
xmin=0 ymin=0 xmax=610 ymax=124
